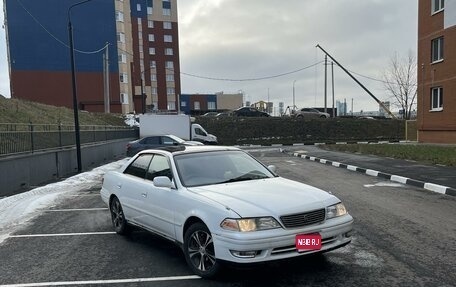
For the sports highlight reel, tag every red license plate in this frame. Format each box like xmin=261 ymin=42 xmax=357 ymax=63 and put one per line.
xmin=295 ymin=234 xmax=322 ymax=251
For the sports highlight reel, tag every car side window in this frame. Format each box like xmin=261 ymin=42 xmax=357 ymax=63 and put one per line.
xmin=161 ymin=136 xmax=176 ymax=145
xmin=124 ymin=154 xmax=153 ymax=178
xmin=145 ymin=137 xmax=160 ymax=144
xmin=195 ymin=128 xmax=207 ymax=136
xmin=146 ymin=155 xmax=172 ymax=181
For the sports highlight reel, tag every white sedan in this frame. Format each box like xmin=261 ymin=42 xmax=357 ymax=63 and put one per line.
xmin=100 ymin=146 xmax=353 ymax=278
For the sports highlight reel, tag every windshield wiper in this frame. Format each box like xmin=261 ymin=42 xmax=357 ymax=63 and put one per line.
xmin=220 ymin=171 xmax=269 ymax=184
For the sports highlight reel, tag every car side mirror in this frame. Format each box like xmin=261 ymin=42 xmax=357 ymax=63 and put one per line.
xmin=153 ymin=176 xmax=174 ymax=189
xmin=268 ymin=165 xmax=277 ymax=173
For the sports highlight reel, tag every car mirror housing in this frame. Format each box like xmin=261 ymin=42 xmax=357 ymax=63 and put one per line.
xmin=153 ymin=176 xmax=174 ymax=189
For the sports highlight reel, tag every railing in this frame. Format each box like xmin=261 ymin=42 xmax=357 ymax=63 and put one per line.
xmin=0 ymin=123 xmax=139 ymax=156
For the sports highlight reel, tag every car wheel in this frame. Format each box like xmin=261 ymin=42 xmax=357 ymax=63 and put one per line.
xmin=110 ymin=197 xmax=129 ymax=235
xmin=320 ymin=115 xmax=327 ymax=118
xmin=183 ymin=223 xmax=221 ymax=278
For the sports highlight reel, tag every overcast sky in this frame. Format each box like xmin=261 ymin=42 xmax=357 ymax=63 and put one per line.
xmin=0 ymin=0 xmax=418 ymax=113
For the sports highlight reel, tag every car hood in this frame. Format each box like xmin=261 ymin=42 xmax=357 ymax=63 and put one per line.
xmin=187 ymin=177 xmax=339 ymax=218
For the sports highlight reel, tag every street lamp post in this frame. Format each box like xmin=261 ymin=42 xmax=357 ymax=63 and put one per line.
xmin=68 ymin=0 xmax=93 ymax=173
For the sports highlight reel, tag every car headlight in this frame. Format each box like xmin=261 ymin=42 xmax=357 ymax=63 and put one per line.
xmin=326 ymin=203 xmax=347 ymax=219
xmin=220 ymin=217 xmax=281 ymax=232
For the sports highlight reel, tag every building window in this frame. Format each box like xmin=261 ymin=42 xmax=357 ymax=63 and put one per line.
xmin=137 ymin=3 xmax=141 ymax=11
xmin=165 ymin=48 xmax=173 ymax=55
xmin=148 ymin=20 xmax=154 ymax=28
xmin=208 ymin=102 xmax=216 ymax=110
xmin=118 ymin=53 xmax=127 ymax=63
xmin=431 ymin=87 xmax=443 ymax=111
xmin=117 ymin=32 xmax=125 ymax=43
xmin=164 ymin=35 xmax=172 ymax=42
xmin=148 ymin=34 xmax=155 ymax=42
xmin=137 ymin=18 xmax=142 ymax=25
xmin=163 ymin=21 xmax=172 ymax=29
xmin=432 ymin=0 xmax=444 ymax=14
xmin=194 ymin=101 xmax=200 ymax=110
xmin=147 ymin=7 xmax=153 ymax=15
xmin=138 ymin=32 xmax=142 ymax=40
xmin=165 ymin=61 xmax=174 ymax=69
xmin=151 ymin=87 xmax=157 ymax=95
xmin=163 ymin=8 xmax=171 ymax=16
xmin=120 ymin=73 xmax=128 ymax=83
xmin=151 ymin=74 xmax=157 ymax=81
xmin=431 ymin=37 xmax=444 ymax=63
xmin=120 ymin=93 xmax=129 ymax=104
xmin=167 ymin=88 xmax=175 ymax=95
xmin=181 ymin=101 xmax=187 ymax=107
xmin=115 ymin=11 xmax=124 ymax=22
xmin=166 ymin=74 xmax=174 ymax=82
xmin=168 ymin=101 xmax=176 ymax=110
xmin=150 ymin=60 xmax=156 ymax=68
xmin=149 ymin=47 xmax=155 ymax=55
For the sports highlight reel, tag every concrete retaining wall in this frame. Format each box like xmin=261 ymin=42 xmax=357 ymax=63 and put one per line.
xmin=0 ymin=139 xmax=131 ymax=197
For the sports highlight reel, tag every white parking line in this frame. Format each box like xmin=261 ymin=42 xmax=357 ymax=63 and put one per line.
xmin=45 ymin=208 xmax=108 ymax=212
xmin=0 ymin=275 xmax=201 ymax=287
xmin=9 ymin=232 xmax=116 ymax=238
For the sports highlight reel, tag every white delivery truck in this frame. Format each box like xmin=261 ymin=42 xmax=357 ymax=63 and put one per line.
xmin=139 ymin=114 xmax=217 ymax=144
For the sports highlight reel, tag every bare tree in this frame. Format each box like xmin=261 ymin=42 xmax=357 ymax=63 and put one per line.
xmin=383 ymin=51 xmax=417 ymax=120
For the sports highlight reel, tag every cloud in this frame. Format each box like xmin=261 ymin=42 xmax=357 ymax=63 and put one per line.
xmin=177 ymin=0 xmax=417 ymax=112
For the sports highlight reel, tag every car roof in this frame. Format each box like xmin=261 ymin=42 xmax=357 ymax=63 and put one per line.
xmin=137 ymin=145 xmax=240 ymax=156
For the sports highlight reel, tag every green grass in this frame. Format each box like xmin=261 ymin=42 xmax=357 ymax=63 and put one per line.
xmin=321 ymin=144 xmax=456 ymax=166
xmin=0 ymin=96 xmax=127 ymax=126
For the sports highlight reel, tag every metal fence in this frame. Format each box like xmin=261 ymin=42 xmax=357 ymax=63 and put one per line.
xmin=0 ymin=123 xmax=139 ymax=156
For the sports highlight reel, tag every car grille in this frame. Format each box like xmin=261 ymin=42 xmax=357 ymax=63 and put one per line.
xmin=280 ymin=208 xmax=326 ymax=229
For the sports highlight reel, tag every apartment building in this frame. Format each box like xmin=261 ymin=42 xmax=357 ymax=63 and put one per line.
xmin=417 ymin=0 xmax=456 ymax=143
xmin=3 ymin=0 xmax=180 ymax=114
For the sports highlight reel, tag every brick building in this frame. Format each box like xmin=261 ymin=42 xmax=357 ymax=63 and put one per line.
xmin=4 ymin=0 xmax=180 ymax=114
xmin=417 ymin=0 xmax=456 ymax=143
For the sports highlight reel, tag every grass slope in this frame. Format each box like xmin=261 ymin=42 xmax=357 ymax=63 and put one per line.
xmin=0 ymin=97 xmax=127 ymax=126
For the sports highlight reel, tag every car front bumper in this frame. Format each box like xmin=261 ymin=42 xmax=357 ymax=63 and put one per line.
xmin=212 ymin=214 xmax=353 ymax=263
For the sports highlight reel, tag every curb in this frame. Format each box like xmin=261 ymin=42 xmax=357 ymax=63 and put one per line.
xmin=236 ymin=140 xmax=414 ymax=148
xmin=287 ymin=151 xmax=456 ymax=197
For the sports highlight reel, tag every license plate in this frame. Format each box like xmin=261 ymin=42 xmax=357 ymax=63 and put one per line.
xmin=295 ymin=234 xmax=322 ymax=251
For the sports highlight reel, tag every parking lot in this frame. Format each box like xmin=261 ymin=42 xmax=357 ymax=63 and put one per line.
xmin=0 ymin=148 xmax=455 ymax=287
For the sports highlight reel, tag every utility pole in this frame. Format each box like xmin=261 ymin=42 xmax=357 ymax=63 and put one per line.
xmin=267 ymin=88 xmax=270 ymax=114
xmin=103 ymin=43 xmax=110 ymax=113
xmin=316 ymin=44 xmax=396 ymax=119
xmin=331 ymin=62 xmax=335 ymax=118
xmin=324 ymin=55 xmax=328 ymax=113
xmin=344 ymin=98 xmax=347 ymax=116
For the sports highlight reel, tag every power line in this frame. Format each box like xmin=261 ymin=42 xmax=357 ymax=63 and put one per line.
xmin=15 ymin=0 xmax=108 ymax=54
xmin=179 ymin=61 xmax=324 ymax=81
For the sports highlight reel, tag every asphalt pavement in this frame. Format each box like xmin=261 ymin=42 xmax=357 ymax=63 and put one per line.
xmin=281 ymin=145 xmax=456 ymax=196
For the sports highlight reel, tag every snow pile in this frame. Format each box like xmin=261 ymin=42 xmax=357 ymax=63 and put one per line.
xmin=0 ymin=159 xmax=128 ymax=245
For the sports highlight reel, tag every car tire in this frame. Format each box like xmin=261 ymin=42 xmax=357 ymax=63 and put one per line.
xmin=320 ymin=115 xmax=327 ymax=118
xmin=183 ymin=223 xmax=221 ymax=278
xmin=110 ymin=197 xmax=129 ymax=235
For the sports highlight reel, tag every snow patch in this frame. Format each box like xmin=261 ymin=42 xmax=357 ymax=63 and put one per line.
xmin=0 ymin=159 xmax=128 ymax=245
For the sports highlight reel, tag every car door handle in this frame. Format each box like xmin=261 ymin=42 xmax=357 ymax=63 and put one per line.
xmin=116 ymin=184 xmax=122 ymax=189
xmin=141 ymin=193 xmax=147 ymax=198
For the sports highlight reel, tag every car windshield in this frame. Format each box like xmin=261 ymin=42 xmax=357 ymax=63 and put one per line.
xmin=174 ymin=150 xmax=275 ymax=187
